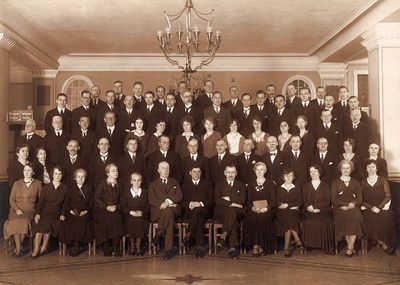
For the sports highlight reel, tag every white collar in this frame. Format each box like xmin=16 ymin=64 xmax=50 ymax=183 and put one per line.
xmin=26 ymin=132 xmax=35 ymax=136
xmin=218 ymin=152 xmax=226 ymax=158
xmin=277 ymin=107 xmax=285 ymax=112
xmin=319 ymin=150 xmax=328 ymax=155
xmin=190 ymin=153 xmax=198 ymax=160
xmin=128 ymin=151 xmax=136 ymax=159
xmin=167 ymin=106 xmax=174 ymax=111
xmin=226 ymin=179 xmax=234 ymax=185
xmin=185 ymin=104 xmax=192 ymax=109
xmin=231 ymin=99 xmax=237 ymax=104
xmin=182 ymin=132 xmax=194 ymax=137
xmin=192 ymin=179 xmax=200 ymax=184
xmin=57 ymin=106 xmax=65 ymax=113
xmin=130 ymin=187 xmax=142 ymax=198
xmin=281 ymin=183 xmax=296 ymax=191
xmin=108 ymin=125 xmax=115 ymax=131
xmin=160 ymin=150 xmax=168 ymax=156
xmin=126 ymin=108 xmax=133 ymax=112
xmin=55 ymin=129 xmax=63 ymax=135
xmin=81 ymin=128 xmax=88 ymax=133
xmin=100 ymin=152 xmax=108 ymax=157
xmin=292 ymin=149 xmax=300 ymax=155
xmin=147 ymin=104 xmax=154 ymax=109
xmin=243 ymin=106 xmax=250 ymax=111
xmin=69 ymin=154 xmax=77 ymax=159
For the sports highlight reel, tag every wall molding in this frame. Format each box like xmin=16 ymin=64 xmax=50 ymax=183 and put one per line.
xmin=361 ymin=23 xmax=400 ymax=52
xmin=31 ymin=69 xmax=59 ymax=78
xmin=58 ymin=53 xmax=321 ymax=72
xmin=318 ymin=62 xmax=349 ymax=79
xmin=0 ymin=33 xmax=16 ymax=51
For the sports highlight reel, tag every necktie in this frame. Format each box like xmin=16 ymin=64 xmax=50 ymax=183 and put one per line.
xmin=185 ymin=107 xmax=190 ymax=113
xmin=229 ymin=181 xmax=233 ymax=187
xmin=191 ymin=155 xmax=195 ymax=162
xmin=319 ymin=100 xmax=323 ymax=108
xmin=218 ymin=155 xmax=222 ymax=164
xmin=303 ymin=102 xmax=306 ymax=108
xmin=56 ymin=131 xmax=60 ymax=137
xmin=270 ymin=152 xmax=276 ymax=156
xmin=131 ymin=154 xmax=136 ymax=164
xmin=108 ymin=128 xmax=112 ymax=136
xmin=128 ymin=110 xmax=131 ymax=116
xmin=163 ymin=152 xmax=167 ymax=158
xmin=82 ymin=132 xmax=86 ymax=138
xmin=342 ymin=101 xmax=346 ymax=107
xmin=71 ymin=157 xmax=76 ymax=164
xmin=94 ymin=99 xmax=98 ymax=106
xmin=320 ymin=154 xmax=325 ymax=162
xmin=101 ymin=155 xmax=107 ymax=163
xmin=294 ymin=151 xmax=298 ymax=159
xmin=232 ymin=100 xmax=236 ymax=107
xmin=245 ymin=155 xmax=249 ymax=163
xmin=27 ymin=134 xmax=32 ymax=140
xmin=147 ymin=107 xmax=151 ymax=113
xmin=353 ymin=125 xmax=357 ymax=130
xmin=194 ymin=181 xmax=198 ymax=186
xmin=60 ymin=109 xmax=64 ymax=115
xmin=244 ymin=110 xmax=248 ymax=118
xmin=215 ymin=106 xmax=220 ymax=113
xmin=325 ymin=123 xmax=329 ymax=130
xmin=278 ymin=110 xmax=282 ymax=116
xmin=162 ymin=179 xmax=167 ymax=185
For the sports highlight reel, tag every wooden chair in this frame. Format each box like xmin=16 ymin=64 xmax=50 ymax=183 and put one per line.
xmin=148 ymin=223 xmax=182 ymax=255
xmin=213 ymin=220 xmax=246 ymax=254
xmin=178 ymin=221 xmax=213 ymax=255
xmin=59 ymin=241 xmax=92 ymax=255
xmin=5 ymin=233 xmax=33 ymax=256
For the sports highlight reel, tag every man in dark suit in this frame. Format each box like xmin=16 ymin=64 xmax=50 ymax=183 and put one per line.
xmin=265 ymin=84 xmax=277 ymax=106
xmin=310 ymin=137 xmax=339 ymax=184
xmin=174 ymin=81 xmax=187 ymax=109
xmin=285 ymin=83 xmax=301 ymax=109
xmin=44 ymin=115 xmax=69 ymax=165
xmin=178 ymin=90 xmax=203 ymax=135
xmin=149 ymin=161 xmax=183 ymax=260
xmin=195 ymin=80 xmax=214 ymax=110
xmin=71 ymin=90 xmax=96 ymax=132
xmin=261 ymin=135 xmax=289 ymax=186
xmin=237 ymin=138 xmax=260 ymax=186
xmin=269 ymin=95 xmax=296 ymax=137
xmin=95 ymin=90 xmax=119 ymax=133
xmin=132 ymin=81 xmax=145 ymax=111
xmin=203 ymin=91 xmax=232 ymax=135
xmin=181 ymin=137 xmax=210 ymax=182
xmin=118 ymin=137 xmax=146 ymax=190
xmin=113 ymin=80 xmax=126 ymax=109
xmin=163 ymin=93 xmax=181 ymax=140
xmin=234 ymin=93 xmax=256 ymax=138
xmin=223 ymin=86 xmax=243 ymax=114
xmin=71 ymin=116 xmax=96 ymax=161
xmin=142 ymin=91 xmax=165 ymax=135
xmin=333 ymin=86 xmax=351 ymax=118
xmin=323 ymin=94 xmax=344 ymax=128
xmin=250 ymin=90 xmax=270 ymax=133
xmin=146 ymin=135 xmax=183 ymax=183
xmin=311 ymin=86 xmax=326 ymax=112
xmin=17 ymin=119 xmax=44 ymax=161
xmin=346 ymin=96 xmax=371 ymax=126
xmin=293 ymin=87 xmax=318 ymax=133
xmin=315 ymin=110 xmax=343 ymax=155
xmin=288 ymin=135 xmax=310 ymax=187
xmin=44 ymin=93 xmax=72 ymax=134
xmin=181 ymin=166 xmax=213 ymax=258
xmin=60 ymin=139 xmax=86 ymax=185
xmin=96 ymin=111 xmax=124 ymax=157
xmin=88 ymin=137 xmax=116 ymax=188
xmin=119 ymin=95 xmax=142 ymax=134
xmin=155 ymin=85 xmax=167 ymax=107
xmin=343 ymin=108 xmax=372 ymax=159
xmin=209 ymin=139 xmax=238 ymax=185
xmin=90 ymin=85 xmax=107 ymax=113
xmin=214 ymin=165 xmax=246 ymax=259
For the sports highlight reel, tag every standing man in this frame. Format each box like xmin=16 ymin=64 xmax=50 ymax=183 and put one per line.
xmin=71 ymin=90 xmax=96 ymax=132
xmin=195 ymin=80 xmax=214 ymax=110
xmin=269 ymin=94 xmax=296 ymax=137
xmin=285 ymin=83 xmax=301 ymax=109
xmin=142 ymin=91 xmax=165 ymax=135
xmin=261 ymin=135 xmax=289 ymax=186
xmin=113 ymin=80 xmax=125 ymax=109
xmin=44 ymin=93 xmax=72 ymax=134
xmin=223 ymin=86 xmax=243 ymax=114
xmin=133 ymin=81 xmax=145 ymax=110
xmin=17 ymin=119 xmax=44 ymax=161
xmin=234 ymin=93 xmax=257 ymax=138
xmin=155 ymin=85 xmax=167 ymax=107
xmin=44 ymin=116 xmax=70 ymax=164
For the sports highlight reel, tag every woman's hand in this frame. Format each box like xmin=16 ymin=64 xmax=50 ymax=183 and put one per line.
xmin=259 ymin=207 xmax=268 ymax=213
xmin=15 ymin=209 xmax=23 ymax=215
xmin=34 ymin=214 xmax=40 ymax=224
xmin=252 ymin=206 xmax=259 ymax=213
xmin=348 ymin=202 xmax=355 ymax=209
xmin=340 ymin=206 xmax=349 ymax=211
xmin=307 ymin=205 xmax=314 ymax=212
xmin=312 ymin=208 xmax=320 ymax=213
xmin=60 ymin=215 xmax=66 ymax=221
xmin=106 ymin=205 xmax=116 ymax=212
xmin=79 ymin=210 xmax=88 ymax=216
xmin=371 ymin=206 xmax=380 ymax=214
xmin=279 ymin=203 xmax=288 ymax=209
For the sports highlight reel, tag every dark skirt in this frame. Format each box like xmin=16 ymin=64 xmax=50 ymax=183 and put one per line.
xmin=32 ymin=217 xmax=62 ymax=237
xmin=275 ymin=209 xmax=301 ymax=235
xmin=362 ymin=210 xmax=395 ymax=245
xmin=301 ymin=210 xmax=334 ymax=251
xmin=59 ymin=213 xmax=93 ymax=243
xmin=244 ymin=210 xmax=277 ymax=253
xmin=93 ymin=208 xmax=124 ymax=244
xmin=123 ymin=214 xmax=149 ymax=238
xmin=333 ymin=208 xmax=363 ymax=240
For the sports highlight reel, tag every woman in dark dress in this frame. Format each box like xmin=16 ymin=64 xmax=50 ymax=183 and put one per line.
xmin=295 ymin=115 xmax=315 ymax=156
xmin=363 ymin=142 xmax=388 ymax=178
xmin=275 ymin=168 xmax=303 ymax=257
xmin=301 ymin=165 xmax=334 ymax=254
xmin=361 ymin=160 xmax=396 ymax=256
xmin=7 ymin=145 xmax=30 ymax=190
xmin=244 ymin=162 xmax=277 ymax=256
xmin=338 ymin=138 xmax=363 ymax=181
xmin=331 ymin=160 xmax=363 ymax=257
xmin=32 ymin=166 xmax=67 ymax=258
xmin=146 ymin=119 xmax=168 ymax=156
xmin=93 ymin=163 xmax=124 ymax=257
xmin=33 ymin=147 xmax=53 ymax=186
xmin=61 ymin=168 xmax=93 ymax=256
xmin=124 ymin=117 xmax=149 ymax=156
xmin=120 ymin=172 xmax=149 ymax=256
xmin=174 ymin=116 xmax=201 ymax=158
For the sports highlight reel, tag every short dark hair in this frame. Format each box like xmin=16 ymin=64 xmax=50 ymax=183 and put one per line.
xmin=56 ymin=93 xmax=67 ymax=100
xmin=113 ymin=80 xmax=123 ymax=85
xmin=80 ymin=90 xmax=91 ymax=97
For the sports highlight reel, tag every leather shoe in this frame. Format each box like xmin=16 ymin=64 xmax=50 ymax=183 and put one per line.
xmin=152 ymin=234 xmax=160 ymax=247
xmin=216 ymin=238 xmax=226 ymax=249
xmin=163 ymin=249 xmax=174 ymax=261
xmin=229 ymin=248 xmax=239 ymax=259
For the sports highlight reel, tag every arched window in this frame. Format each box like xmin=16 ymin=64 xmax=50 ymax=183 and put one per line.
xmin=61 ymin=75 xmax=94 ymax=110
xmin=282 ymin=75 xmax=316 ymax=99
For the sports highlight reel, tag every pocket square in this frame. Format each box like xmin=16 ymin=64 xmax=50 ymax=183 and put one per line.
xmin=329 ymin=162 xmax=333 ymax=165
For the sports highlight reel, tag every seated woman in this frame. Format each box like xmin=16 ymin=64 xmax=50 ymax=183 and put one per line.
xmin=331 ymin=160 xmax=363 ymax=257
xmin=275 ymin=168 xmax=303 ymax=257
xmin=339 ymin=138 xmax=363 ymax=181
xmin=124 ymin=117 xmax=149 ymax=156
xmin=4 ymin=163 xmax=42 ymax=257
xmin=244 ymin=162 xmax=277 ymax=257
xmin=7 ymin=145 xmax=30 ymax=191
xmin=33 ymin=147 xmax=53 ymax=186
xmin=146 ymin=119 xmax=169 ymax=156
xmin=61 ymin=168 xmax=93 ymax=257
xmin=301 ymin=165 xmax=334 ymax=254
xmin=295 ymin=115 xmax=315 ymax=156
xmin=224 ymin=119 xmax=244 ymax=156
xmin=120 ymin=172 xmax=149 ymax=256
xmin=174 ymin=116 xmax=201 ymax=158
xmin=93 ymin=163 xmax=124 ymax=257
xmin=249 ymin=116 xmax=269 ymax=156
xmin=277 ymin=121 xmax=292 ymax=153
xmin=201 ymin=117 xmax=222 ymax=159
xmin=363 ymin=142 xmax=388 ymax=178
xmin=32 ymin=166 xmax=67 ymax=258
xmin=361 ymin=160 xmax=396 ymax=256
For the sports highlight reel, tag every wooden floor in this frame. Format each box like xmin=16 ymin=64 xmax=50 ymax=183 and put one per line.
xmin=0 ymin=240 xmax=399 ymax=285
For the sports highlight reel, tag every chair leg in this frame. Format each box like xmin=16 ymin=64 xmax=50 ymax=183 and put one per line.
xmin=208 ymin=224 xmax=212 ymax=255
xmin=148 ymin=223 xmax=152 ymax=255
xmin=58 ymin=242 xmax=62 ymax=255
xmin=182 ymin=224 xmax=186 ymax=255
xmin=213 ymin=225 xmax=218 ymax=254
xmin=122 ymin=236 xmax=126 ymax=255
xmin=93 ymin=239 xmax=96 ymax=255
xmin=178 ymin=224 xmax=182 ymax=255
xmin=88 ymin=242 xmax=92 ymax=256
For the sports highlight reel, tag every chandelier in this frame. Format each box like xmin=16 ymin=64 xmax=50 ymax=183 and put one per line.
xmin=156 ymin=0 xmax=221 ymax=86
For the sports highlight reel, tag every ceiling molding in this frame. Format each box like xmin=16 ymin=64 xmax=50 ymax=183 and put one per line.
xmin=58 ymin=54 xmax=320 ymax=72
xmin=308 ymin=0 xmax=378 ymax=55
xmin=318 ymin=62 xmax=349 ymax=78
xmin=31 ymin=69 xmax=59 ymax=78
xmin=361 ymin=22 xmax=400 ymax=51
xmin=0 ymin=32 xmax=16 ymax=51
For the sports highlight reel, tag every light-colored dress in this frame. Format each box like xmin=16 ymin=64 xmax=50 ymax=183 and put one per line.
xmin=224 ymin=132 xmax=244 ymax=155
xmin=3 ymin=179 xmax=42 ymax=239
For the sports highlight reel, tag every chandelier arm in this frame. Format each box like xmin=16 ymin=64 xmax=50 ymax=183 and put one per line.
xmin=192 ymin=7 xmax=214 ymax=16
xmin=191 ymin=9 xmax=213 ymax=22
xmin=164 ymin=7 xmax=186 ymax=20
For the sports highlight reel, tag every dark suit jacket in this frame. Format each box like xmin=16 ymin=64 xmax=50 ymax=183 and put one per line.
xmin=269 ymin=108 xmax=296 ymax=137
xmin=310 ymin=151 xmax=339 ymax=184
xmin=142 ymin=104 xmax=165 ymax=134
xmin=234 ymin=108 xmax=257 ymax=138
xmin=236 ymin=152 xmax=261 ymax=186
xmin=250 ymin=104 xmax=270 ymax=133
xmin=181 ymin=154 xmax=210 ymax=182
xmin=214 ymin=180 xmax=246 ymax=209
xmin=71 ymin=105 xmax=96 ymax=132
xmin=96 ymin=125 xmax=124 ymax=157
xmin=261 ymin=151 xmax=289 ymax=186
xmin=146 ymin=150 xmax=183 ymax=183
xmin=195 ymin=94 xmax=213 ymax=110
xmin=44 ymin=108 xmax=72 ymax=134
xmin=209 ymin=153 xmax=238 ymax=185
xmin=176 ymin=105 xmax=203 ymax=135
xmin=315 ymin=122 xmax=343 ymax=155
xmin=181 ymin=179 xmax=214 ymax=215
xmin=17 ymin=133 xmax=44 ymax=161
xmin=223 ymin=99 xmax=243 ymax=114
xmin=343 ymin=122 xmax=372 ymax=159
xmin=44 ymin=130 xmax=70 ymax=164
xmin=288 ymin=150 xmax=310 ymax=187
xmin=293 ymin=102 xmax=318 ymax=133
xmin=203 ymin=106 xmax=232 ymax=135
xmin=117 ymin=152 xmax=146 ymax=189
xmin=60 ymin=154 xmax=87 ymax=185
xmin=119 ymin=108 xmax=143 ymax=133
xmin=148 ymin=177 xmax=183 ymax=208
xmin=88 ymin=152 xmax=116 ymax=188
xmin=90 ymin=98 xmax=107 ymax=114
xmin=286 ymin=96 xmax=302 ymax=109
xmin=114 ymin=94 xmax=126 ymax=110
xmin=95 ymin=104 xmax=119 ymax=133
xmin=71 ymin=129 xmax=97 ymax=160
xmin=164 ymin=106 xmax=182 ymax=140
